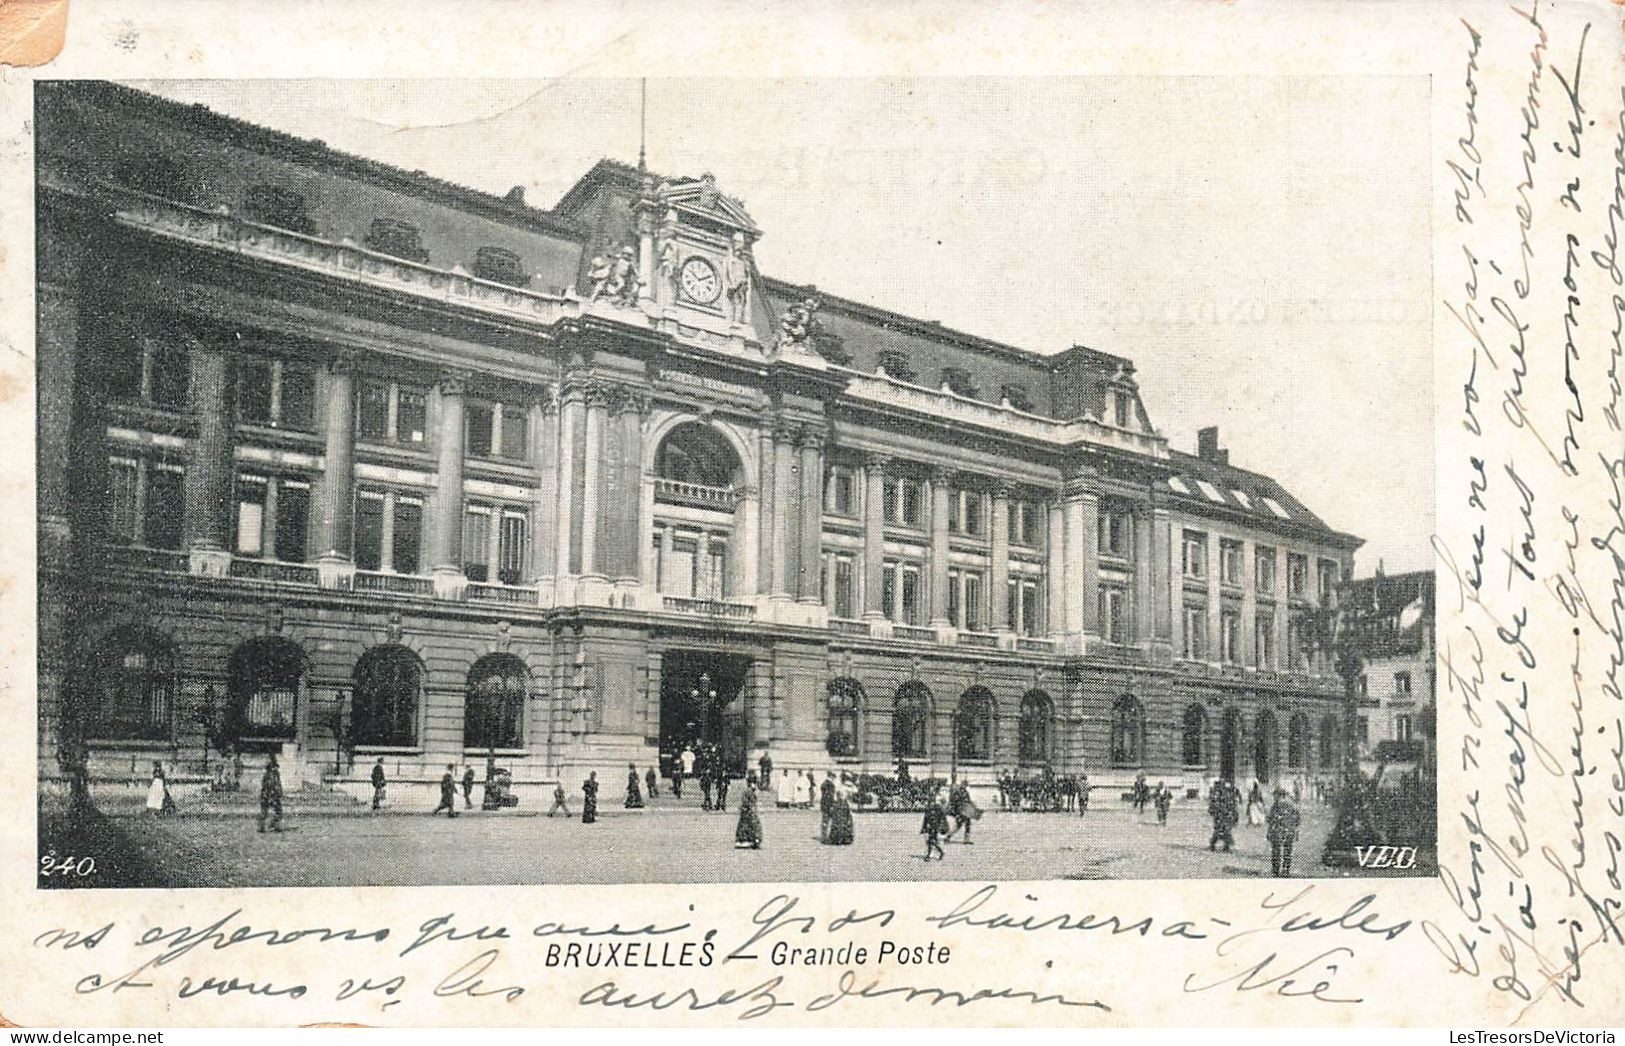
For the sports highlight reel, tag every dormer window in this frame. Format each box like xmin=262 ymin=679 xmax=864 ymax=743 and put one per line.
xmin=1000 ymin=383 xmax=1034 ymax=412
xmin=365 ymin=218 xmax=429 ymax=264
xmin=877 ymin=351 xmax=917 ymax=384
xmin=941 ymin=367 xmax=978 ymax=398
xmin=1112 ymin=388 xmax=1134 ymax=427
xmin=473 ymin=246 xmax=527 ymax=287
xmin=243 ymin=185 xmax=314 ymax=235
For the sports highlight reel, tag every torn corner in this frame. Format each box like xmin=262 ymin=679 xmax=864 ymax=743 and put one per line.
xmin=0 ymin=0 xmax=69 ymax=68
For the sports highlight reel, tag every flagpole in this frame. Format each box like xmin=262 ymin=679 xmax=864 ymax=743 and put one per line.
xmin=638 ymin=78 xmax=647 ymax=172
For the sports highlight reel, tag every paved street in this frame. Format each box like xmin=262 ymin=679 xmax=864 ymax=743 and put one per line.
xmin=70 ymin=791 xmax=1400 ymax=888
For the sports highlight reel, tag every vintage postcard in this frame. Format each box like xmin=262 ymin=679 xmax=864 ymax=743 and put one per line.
xmin=0 ymin=0 xmax=1621 ymax=1029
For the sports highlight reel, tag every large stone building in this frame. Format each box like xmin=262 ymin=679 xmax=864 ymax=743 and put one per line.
xmin=1341 ymin=569 xmax=1436 ymax=779
xmin=36 ymin=82 xmax=1362 ymax=803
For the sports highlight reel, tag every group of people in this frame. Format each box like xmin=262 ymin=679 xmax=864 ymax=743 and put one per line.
xmin=772 ymin=768 xmax=821 ymax=808
xmin=1131 ymin=773 xmax=1176 ymax=826
xmin=1206 ymin=776 xmax=1302 ymax=876
xmin=919 ymin=776 xmax=982 ymax=860
xmin=662 ymin=741 xmax=740 ymax=812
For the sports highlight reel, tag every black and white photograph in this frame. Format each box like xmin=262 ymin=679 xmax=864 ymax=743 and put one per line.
xmin=34 ymin=76 xmax=1437 ymax=889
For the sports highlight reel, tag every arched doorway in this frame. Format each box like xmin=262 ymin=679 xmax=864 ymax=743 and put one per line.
xmin=352 ymin=645 xmax=423 ymax=749
xmin=1219 ymin=707 xmax=1243 ymax=780
xmin=466 ymin=654 xmax=527 ymax=751
xmin=826 ymin=678 xmax=864 ymax=758
xmin=1287 ymin=711 xmax=1311 ymax=772
xmin=1110 ymin=694 xmax=1145 ymax=767
xmin=1019 ymin=690 xmax=1055 ymax=766
xmin=658 ymin=650 xmax=752 ymax=775
xmin=227 ymin=637 xmax=307 ymax=750
xmin=893 ymin=681 xmax=932 ymax=760
xmin=955 ymin=686 xmax=995 ymax=762
xmin=1182 ymin=704 xmax=1208 ymax=767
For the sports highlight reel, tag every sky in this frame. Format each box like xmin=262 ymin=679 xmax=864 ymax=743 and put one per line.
xmin=137 ymin=77 xmax=1434 ymax=575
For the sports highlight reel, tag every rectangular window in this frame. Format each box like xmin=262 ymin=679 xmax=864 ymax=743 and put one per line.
xmin=1287 ymin=614 xmax=1307 ymax=668
xmin=1099 ymin=585 xmax=1129 ymax=644
xmin=149 ymin=342 xmax=190 ymax=409
xmin=1099 ymin=508 xmax=1133 ymax=559
xmin=463 ymin=506 xmax=492 ymax=582
xmin=146 ymin=467 xmax=185 ymax=550
xmin=235 ymin=475 xmax=268 ymax=555
xmin=1182 ymin=530 xmax=1207 ymax=578
xmin=962 ymin=492 xmax=983 ymax=536
xmin=826 ymin=468 xmax=857 ymax=516
xmin=832 ymin=555 xmax=855 ymax=618
xmin=667 ymin=536 xmax=696 ymax=598
xmin=1021 ymin=579 xmax=1041 ymax=636
xmin=499 ymin=405 xmax=529 ymax=460
xmin=1220 ymin=606 xmax=1241 ymax=663
xmin=1183 ymin=604 xmax=1208 ymax=660
xmin=704 ymin=537 xmax=727 ymax=598
xmin=882 ymin=480 xmax=899 ymax=523
xmin=1394 ymin=671 xmax=1412 ymax=696
xmin=964 ymin=571 xmax=983 ymax=632
xmin=1255 ymin=547 xmax=1277 ymax=594
xmin=1395 ymin=715 xmax=1413 ymax=742
xmin=1007 ymin=579 xmax=1019 ymax=633
xmin=466 ymin=403 xmax=495 ymax=459
xmin=1256 ymin=610 xmax=1276 ymax=668
xmin=882 ymin=562 xmax=897 ymax=618
xmin=900 ymin=565 xmax=921 ymax=625
xmin=498 ymin=511 xmax=527 ymax=585
xmin=901 ymin=480 xmax=923 ymax=526
xmin=946 ymin=568 xmax=961 ymax=627
xmin=280 ymin=363 xmax=316 ymax=431
xmin=392 ymin=498 xmax=422 ymax=574
xmin=354 ymin=493 xmax=385 ymax=571
xmin=948 ymin=490 xmax=963 ymax=533
xmin=276 ymin=481 xmax=311 ymax=562
xmin=1318 ymin=559 xmax=1340 ymax=602
xmin=108 ymin=459 xmax=139 ymax=543
xmin=397 ymin=388 xmax=427 ymax=445
xmin=1113 ymin=389 xmax=1131 ymax=427
xmin=358 ymin=383 xmax=391 ymax=441
xmin=238 ymin=358 xmax=274 ymax=424
xmin=1288 ymin=553 xmax=1309 ymax=598
xmin=1220 ymin=539 xmax=1243 ymax=586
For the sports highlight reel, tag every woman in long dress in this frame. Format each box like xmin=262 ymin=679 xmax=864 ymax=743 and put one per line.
xmin=826 ymin=773 xmax=856 ymax=845
xmin=582 ymin=772 xmax=599 ymax=824
xmin=776 ymin=768 xmax=795 ymax=808
xmin=625 ymin=763 xmax=644 ymax=809
xmin=734 ymin=773 xmax=763 ymax=849
xmin=145 ymin=761 xmax=175 ymax=816
xmin=1246 ymin=781 xmax=1266 ymax=826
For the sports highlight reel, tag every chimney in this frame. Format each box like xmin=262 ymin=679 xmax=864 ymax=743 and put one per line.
xmin=1197 ymin=426 xmax=1221 ymax=462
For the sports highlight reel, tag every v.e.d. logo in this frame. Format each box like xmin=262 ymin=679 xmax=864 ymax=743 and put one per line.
xmin=1355 ymin=845 xmax=1418 ymax=869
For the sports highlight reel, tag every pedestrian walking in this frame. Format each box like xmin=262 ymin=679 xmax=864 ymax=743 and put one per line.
xmin=1207 ymin=777 xmax=1240 ymax=852
xmin=715 ymin=763 xmax=730 ymax=813
xmin=462 ymin=765 xmax=476 ymax=810
xmin=758 ymin=751 xmax=774 ymax=787
xmin=946 ymin=775 xmax=980 ymax=844
xmin=433 ymin=763 xmax=459 ymax=817
xmin=581 ymin=771 xmax=599 ymax=824
xmin=1133 ymin=772 xmax=1149 ymax=815
xmin=257 ymin=755 xmax=283 ymax=833
xmin=1077 ymin=772 xmax=1091 ymax=817
xmin=1266 ymin=787 xmax=1302 ymax=876
xmin=548 ymin=781 xmax=571 ymax=817
xmin=802 ymin=770 xmax=817 ymax=809
xmin=370 ymin=757 xmax=387 ymax=811
xmin=625 ymin=763 xmax=645 ymax=809
xmin=1154 ymin=782 xmax=1172 ymax=826
xmin=819 ymin=772 xmax=836 ymax=842
xmin=734 ymin=772 xmax=763 ymax=849
xmin=146 ymin=761 xmax=176 ymax=817
xmin=826 ymin=774 xmax=855 ymax=846
xmin=1246 ymin=781 xmax=1267 ymax=827
xmin=670 ymin=747 xmax=685 ymax=799
xmin=921 ymin=792 xmax=949 ymax=860
xmin=698 ymin=747 xmax=714 ymax=810
xmin=645 ymin=766 xmax=659 ymax=800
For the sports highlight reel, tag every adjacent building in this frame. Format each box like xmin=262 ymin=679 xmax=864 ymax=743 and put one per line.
xmin=36 ymin=82 xmax=1363 ymax=803
xmin=1341 ymin=569 xmax=1436 ymax=779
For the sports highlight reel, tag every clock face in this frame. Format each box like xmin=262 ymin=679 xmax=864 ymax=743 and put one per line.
xmin=679 ymin=256 xmax=722 ymax=304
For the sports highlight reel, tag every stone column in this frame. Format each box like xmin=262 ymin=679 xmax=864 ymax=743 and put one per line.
xmin=862 ymin=453 xmax=888 ymax=619
xmin=609 ymin=389 xmax=646 ymax=586
xmin=1275 ymin=546 xmax=1291 ymax=668
xmin=554 ymin=378 xmax=584 ymax=584
xmin=1151 ymin=507 xmax=1173 ymax=647
xmin=928 ymin=466 xmax=952 ymax=627
xmin=1046 ymin=497 xmax=1065 ymax=635
xmin=314 ymin=352 xmax=357 ymax=587
xmin=36 ymin=223 xmax=83 ymax=573
xmin=431 ymin=371 xmax=468 ymax=598
xmin=1061 ymin=494 xmax=1085 ymax=634
xmin=1133 ymin=506 xmax=1154 ymax=643
xmin=735 ymin=485 xmax=759 ymax=599
xmin=771 ymin=420 xmax=797 ymax=600
xmin=1078 ymin=492 xmax=1100 ymax=635
xmin=183 ymin=335 xmax=234 ymax=576
xmin=531 ymin=388 xmax=559 ymax=594
xmin=756 ymin=426 xmax=776 ymax=597
xmin=1206 ymin=530 xmax=1222 ymax=661
xmin=796 ymin=428 xmax=825 ymax=603
xmin=579 ymin=381 xmax=608 ymax=581
xmin=990 ymin=483 xmax=1011 ymax=632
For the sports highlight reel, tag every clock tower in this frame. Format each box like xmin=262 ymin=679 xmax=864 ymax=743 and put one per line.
xmin=638 ymin=171 xmax=764 ymax=340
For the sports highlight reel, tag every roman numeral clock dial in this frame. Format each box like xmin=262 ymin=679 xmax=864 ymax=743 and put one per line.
xmin=679 ymin=255 xmax=722 ymax=305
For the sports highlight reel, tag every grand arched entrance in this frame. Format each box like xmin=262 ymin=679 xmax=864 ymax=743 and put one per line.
xmin=659 ymin=650 xmax=752 ymax=775
xmin=1219 ymin=707 xmax=1243 ymax=780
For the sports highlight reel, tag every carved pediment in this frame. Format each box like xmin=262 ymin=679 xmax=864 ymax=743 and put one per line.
xmin=657 ymin=173 xmax=759 ymax=234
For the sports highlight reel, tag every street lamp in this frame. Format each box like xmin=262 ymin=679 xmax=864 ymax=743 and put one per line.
xmin=1305 ymin=588 xmax=1387 ymax=866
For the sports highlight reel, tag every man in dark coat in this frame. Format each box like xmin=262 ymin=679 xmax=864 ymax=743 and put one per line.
xmin=714 ymin=761 xmax=730 ymax=813
xmin=1208 ymin=777 xmax=1240 ymax=852
xmin=921 ymin=793 xmax=950 ymax=861
xmin=581 ymin=771 xmax=598 ymax=824
xmin=258 ymin=755 xmax=283 ymax=833
xmin=434 ymin=763 xmax=459 ymax=817
xmin=946 ymin=775 xmax=979 ymax=844
xmin=819 ymin=772 xmax=836 ymax=843
xmin=698 ymin=746 xmax=714 ymax=811
xmin=758 ymin=751 xmax=774 ymax=787
xmin=461 ymin=765 xmax=476 ymax=810
xmin=370 ymin=757 xmax=386 ymax=811
xmin=670 ymin=747 xmax=684 ymax=799
xmin=1266 ymin=787 xmax=1302 ymax=876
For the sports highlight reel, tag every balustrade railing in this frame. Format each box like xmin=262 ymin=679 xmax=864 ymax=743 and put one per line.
xmin=894 ymin=624 xmax=937 ymax=643
xmin=353 ymin=570 xmax=435 ymax=596
xmin=228 ymin=558 xmax=320 ymax=586
xmin=661 ymin=595 xmax=755 ymax=619
xmin=1016 ymin=636 xmax=1056 ymax=652
xmin=466 ymin=582 xmax=538 ymax=606
xmin=829 ymin=617 xmax=870 ymax=636
xmin=653 ymin=478 xmax=735 ymax=509
xmin=957 ymin=630 xmax=998 ymax=649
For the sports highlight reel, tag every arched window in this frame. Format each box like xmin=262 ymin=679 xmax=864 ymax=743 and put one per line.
xmin=1111 ymin=695 xmax=1145 ymax=766
xmin=956 ymin=687 xmax=995 ymax=762
xmin=654 ymin=423 xmax=741 ymax=491
xmin=228 ymin=637 xmax=306 ymax=741
xmin=826 ymin=678 xmax=863 ymax=757
xmin=1318 ymin=714 xmax=1339 ymax=767
xmin=1019 ymin=690 xmax=1054 ymax=765
xmin=89 ymin=626 xmax=175 ymax=741
xmin=1182 ymin=704 xmax=1208 ymax=766
xmin=1255 ymin=708 xmax=1278 ymax=780
xmin=466 ymin=654 xmax=527 ymax=751
xmin=352 ymin=645 xmax=423 ymax=748
xmin=1288 ymin=711 xmax=1311 ymax=769
xmin=892 ymin=681 xmax=931 ymax=759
